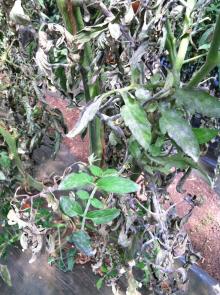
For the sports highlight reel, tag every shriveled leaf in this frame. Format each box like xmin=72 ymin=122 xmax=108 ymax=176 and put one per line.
xmin=174 ymin=88 xmax=220 ymax=118
xmin=86 ymin=208 xmax=120 ymax=224
xmin=159 ymin=110 xmax=200 ymax=162
xmin=76 ymin=190 xmax=90 ymax=200
xmin=9 ymin=0 xmax=30 ymax=25
xmin=89 ymin=165 xmax=103 ymax=177
xmin=125 ymin=5 xmax=135 ymax=24
xmin=108 ymin=23 xmax=121 ymax=40
xmin=67 ymin=231 xmax=94 ymax=256
xmin=0 ymin=171 xmax=6 ymax=181
xmin=67 ymin=97 xmax=102 ymax=138
xmin=91 ymin=198 xmax=104 ymax=209
xmin=60 ymin=196 xmax=83 ymax=217
xmin=96 ymin=176 xmax=139 ymax=194
xmin=121 ymin=92 xmax=151 ymax=150
xmin=130 ymin=42 xmax=148 ymax=68
xmin=0 ymin=264 xmax=12 ymax=287
xmin=192 ymin=128 xmax=218 ymax=144
xmin=58 ymin=173 xmax=93 ymax=190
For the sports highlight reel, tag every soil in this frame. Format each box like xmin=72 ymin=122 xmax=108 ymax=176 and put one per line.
xmin=46 ymin=91 xmax=89 ymax=162
xmin=168 ymin=173 xmax=220 ymax=282
xmin=45 ymin=92 xmax=220 ymax=282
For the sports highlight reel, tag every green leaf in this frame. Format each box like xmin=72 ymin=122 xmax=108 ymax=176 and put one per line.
xmin=159 ymin=110 xmax=200 ymax=162
xmin=60 ymin=196 xmax=83 ymax=217
xmin=67 ymin=231 xmax=94 ymax=256
xmin=76 ymin=190 xmax=89 ymax=200
xmin=96 ymin=277 xmax=104 ymax=290
xmin=96 ymin=176 xmax=139 ymax=194
xmin=66 ymin=248 xmax=76 ymax=271
xmin=149 ymin=155 xmax=192 ymax=171
xmin=59 ymin=173 xmax=93 ymax=190
xmin=86 ymin=208 xmax=120 ymax=224
xmin=174 ymin=88 xmax=220 ymax=118
xmin=76 ymin=23 xmax=108 ymax=44
xmin=89 ymin=165 xmax=103 ymax=177
xmin=128 ymin=138 xmax=142 ymax=159
xmin=102 ymin=168 xmax=118 ymax=177
xmin=91 ymin=198 xmax=104 ymax=209
xmin=192 ymin=128 xmax=218 ymax=144
xmin=0 ymin=264 xmax=12 ymax=287
xmin=121 ymin=92 xmax=151 ymax=150
xmin=0 ymin=152 xmax=11 ymax=169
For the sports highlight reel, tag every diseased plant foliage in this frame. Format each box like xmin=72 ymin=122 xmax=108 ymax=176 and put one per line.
xmin=1 ymin=0 xmax=220 ymax=294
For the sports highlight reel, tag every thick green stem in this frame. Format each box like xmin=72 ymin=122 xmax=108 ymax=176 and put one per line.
xmin=188 ymin=13 xmax=220 ymax=88
xmin=174 ymin=0 xmax=196 ymax=85
xmin=57 ymin=1 xmax=103 ymax=163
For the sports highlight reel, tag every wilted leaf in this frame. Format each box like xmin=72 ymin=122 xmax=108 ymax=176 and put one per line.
xmin=9 ymin=0 xmax=30 ymax=25
xmin=0 ymin=171 xmax=6 ymax=181
xmin=121 ymin=92 xmax=151 ymax=150
xmin=174 ymin=88 xmax=220 ymax=118
xmin=130 ymin=42 xmax=148 ymax=68
xmin=86 ymin=208 xmax=120 ymax=224
xmin=124 ymin=5 xmax=135 ymax=24
xmin=96 ymin=176 xmax=139 ymax=194
xmin=108 ymin=23 xmax=121 ymax=40
xmin=0 ymin=264 xmax=12 ymax=287
xmin=60 ymin=196 xmax=83 ymax=217
xmin=192 ymin=128 xmax=218 ymax=144
xmin=159 ymin=110 xmax=200 ymax=162
xmin=67 ymin=97 xmax=102 ymax=138
xmin=67 ymin=231 xmax=94 ymax=256
xmin=58 ymin=172 xmax=93 ymax=190
xmin=135 ymin=88 xmax=151 ymax=103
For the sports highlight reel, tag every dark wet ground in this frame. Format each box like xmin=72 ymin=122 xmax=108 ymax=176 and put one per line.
xmin=0 ymin=247 xmax=219 ymax=295
xmin=0 ymin=248 xmax=112 ymax=295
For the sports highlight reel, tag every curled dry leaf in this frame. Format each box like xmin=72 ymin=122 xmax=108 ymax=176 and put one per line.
xmin=108 ymin=23 xmax=121 ymax=40
xmin=67 ymin=97 xmax=102 ymax=138
xmin=9 ymin=0 xmax=30 ymax=26
xmin=7 ymin=209 xmax=28 ymax=228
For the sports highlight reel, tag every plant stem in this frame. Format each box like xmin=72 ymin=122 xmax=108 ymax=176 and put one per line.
xmin=174 ymin=0 xmax=196 ymax=84
xmin=0 ymin=121 xmax=43 ymax=191
xmin=183 ymin=53 xmax=207 ymax=64
xmin=56 ymin=2 xmax=103 ymax=163
xmin=187 ymin=12 xmax=220 ymax=88
xmin=81 ymin=186 xmax=97 ymax=231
